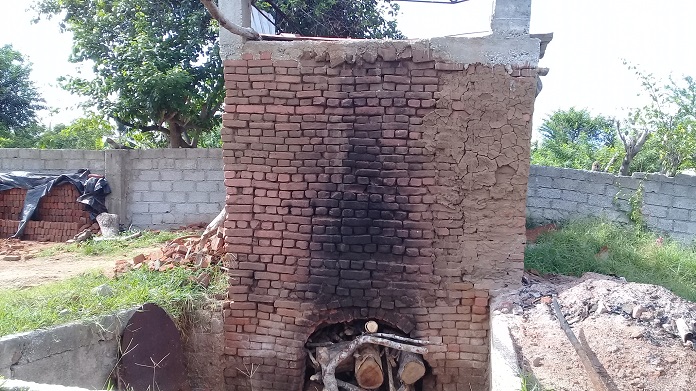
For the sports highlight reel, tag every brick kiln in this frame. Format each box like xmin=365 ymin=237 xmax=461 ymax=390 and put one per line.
xmin=219 ymin=1 xmax=545 ymax=390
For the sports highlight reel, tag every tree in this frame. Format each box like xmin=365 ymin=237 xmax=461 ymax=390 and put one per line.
xmin=531 ymin=108 xmax=618 ymax=171
xmin=37 ymin=114 xmax=114 ymax=150
xmin=36 ymin=0 xmax=404 ymax=149
xmin=35 ymin=0 xmax=224 ymax=148
xmin=0 ymin=45 xmax=45 ymax=146
xmin=626 ymin=66 xmax=696 ymax=176
xmin=616 ymin=117 xmax=650 ymax=176
xmin=255 ymin=0 xmax=404 ymax=39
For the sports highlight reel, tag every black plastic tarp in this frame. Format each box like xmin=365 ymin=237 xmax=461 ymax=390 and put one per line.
xmin=0 ymin=169 xmax=111 ymax=239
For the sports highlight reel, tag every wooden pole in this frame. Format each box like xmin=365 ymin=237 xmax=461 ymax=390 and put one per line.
xmin=199 ymin=0 xmax=261 ymax=40
xmin=550 ymin=297 xmax=610 ymax=391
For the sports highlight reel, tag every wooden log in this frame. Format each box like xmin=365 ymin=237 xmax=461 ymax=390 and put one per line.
xmin=365 ymin=320 xmax=379 ymax=333
xmin=355 ymin=345 xmax=383 ymax=389
xmin=397 ymin=351 xmax=425 ymax=385
xmin=551 ymin=297 xmax=610 ymax=391
xmin=676 ymin=318 xmax=693 ymax=343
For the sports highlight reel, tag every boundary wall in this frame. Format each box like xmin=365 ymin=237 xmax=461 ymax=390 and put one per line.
xmin=3 ymin=150 xmax=695 ymax=244
xmin=0 ymin=148 xmax=225 ymax=229
xmin=527 ymin=165 xmax=696 ymax=243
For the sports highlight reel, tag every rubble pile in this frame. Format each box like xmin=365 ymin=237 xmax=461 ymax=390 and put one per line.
xmin=500 ymin=272 xmax=696 ymax=391
xmin=0 ymin=239 xmax=41 ymax=261
xmin=114 ymin=229 xmax=230 ymax=282
xmin=498 ymin=272 xmax=696 ymax=345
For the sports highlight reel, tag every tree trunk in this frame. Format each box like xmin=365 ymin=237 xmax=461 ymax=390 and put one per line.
xmin=168 ymin=121 xmax=183 ymax=148
xmin=354 ymin=345 xmax=383 ymax=389
xmin=619 ymin=154 xmax=633 ymax=176
xmin=603 ymin=152 xmax=619 ymax=173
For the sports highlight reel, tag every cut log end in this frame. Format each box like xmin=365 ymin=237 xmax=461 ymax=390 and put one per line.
xmin=398 ymin=351 xmax=426 ymax=385
xmin=365 ymin=320 xmax=379 ymax=333
xmin=355 ymin=345 xmax=383 ymax=389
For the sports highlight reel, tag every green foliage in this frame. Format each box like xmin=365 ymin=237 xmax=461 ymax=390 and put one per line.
xmin=626 ymin=65 xmax=696 ymax=176
xmin=627 ymin=183 xmax=645 ymax=227
xmin=34 ymin=0 xmax=224 ymax=148
xmin=525 ymin=219 xmax=696 ymax=301
xmin=0 ymin=266 xmax=226 ymax=337
xmin=531 ymin=108 xmax=618 ymax=171
xmin=256 ymin=0 xmax=404 ymax=39
xmin=521 ymin=373 xmax=552 ymax=391
xmin=0 ymin=45 xmax=45 ymax=148
xmin=0 ymin=45 xmax=45 ymax=130
xmin=37 ymin=113 xmax=114 ymax=150
xmin=0 ymin=123 xmax=45 ymax=148
xmin=539 ymin=107 xmax=616 ymax=146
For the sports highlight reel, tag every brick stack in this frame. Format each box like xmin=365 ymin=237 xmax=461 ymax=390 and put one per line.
xmin=0 ymin=188 xmax=25 ymax=221
xmin=0 ymin=184 xmax=95 ymax=242
xmin=221 ymin=42 xmax=536 ymax=391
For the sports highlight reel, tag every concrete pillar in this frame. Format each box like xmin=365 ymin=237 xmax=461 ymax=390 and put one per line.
xmin=491 ymin=0 xmax=531 ymax=37
xmin=104 ymin=150 xmax=128 ymax=227
xmin=219 ymin=0 xmax=252 ymax=59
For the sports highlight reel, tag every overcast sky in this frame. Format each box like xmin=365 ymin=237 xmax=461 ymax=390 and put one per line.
xmin=2 ymin=0 xmax=696 ymax=139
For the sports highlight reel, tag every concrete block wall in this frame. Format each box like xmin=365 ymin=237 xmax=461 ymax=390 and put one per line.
xmin=0 ymin=149 xmax=106 ymax=174
xmin=126 ymin=148 xmax=225 ymax=227
xmin=0 ymin=148 xmax=225 ymax=229
xmin=527 ymin=165 xmax=696 ymax=243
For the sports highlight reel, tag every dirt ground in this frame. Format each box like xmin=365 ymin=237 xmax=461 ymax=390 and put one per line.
xmin=497 ymin=272 xmax=696 ymax=391
xmin=0 ymin=239 xmax=161 ymax=289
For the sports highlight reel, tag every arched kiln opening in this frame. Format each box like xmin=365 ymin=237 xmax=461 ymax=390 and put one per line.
xmin=304 ymin=319 xmax=431 ymax=391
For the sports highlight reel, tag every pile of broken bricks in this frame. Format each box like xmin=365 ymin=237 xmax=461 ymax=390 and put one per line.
xmin=0 ymin=239 xmax=40 ymax=261
xmin=114 ymin=229 xmax=232 ymax=286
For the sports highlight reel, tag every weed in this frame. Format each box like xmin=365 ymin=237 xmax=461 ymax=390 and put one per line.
xmin=525 ymin=218 xmax=696 ymax=301
xmin=37 ymin=230 xmax=186 ymax=258
xmin=0 ymin=266 xmax=226 ymax=337
xmin=628 ymin=182 xmax=645 ymax=227
xmin=520 ymin=372 xmax=552 ymax=391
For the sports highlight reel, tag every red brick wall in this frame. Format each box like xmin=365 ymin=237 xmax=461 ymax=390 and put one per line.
xmin=221 ymin=44 xmax=536 ymax=391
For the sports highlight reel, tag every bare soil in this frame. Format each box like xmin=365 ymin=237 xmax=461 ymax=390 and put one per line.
xmin=0 ymin=239 xmax=161 ymax=289
xmin=497 ymin=272 xmax=696 ymax=391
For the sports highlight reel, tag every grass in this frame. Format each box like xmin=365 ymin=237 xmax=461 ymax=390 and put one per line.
xmin=37 ymin=230 xmax=186 ymax=257
xmin=520 ymin=372 xmax=552 ymax=391
xmin=0 ymin=267 xmax=226 ymax=337
xmin=525 ymin=218 xmax=696 ymax=301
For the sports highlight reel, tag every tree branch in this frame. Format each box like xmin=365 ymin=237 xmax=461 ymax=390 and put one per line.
xmin=112 ymin=115 xmax=169 ymax=134
xmin=199 ymin=0 xmax=261 ymax=40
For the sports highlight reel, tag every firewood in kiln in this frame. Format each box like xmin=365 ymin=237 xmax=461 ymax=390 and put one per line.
xmin=354 ymin=344 xmax=384 ymax=389
xmin=397 ymin=351 xmax=426 ymax=385
xmin=313 ymin=333 xmax=430 ymax=391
